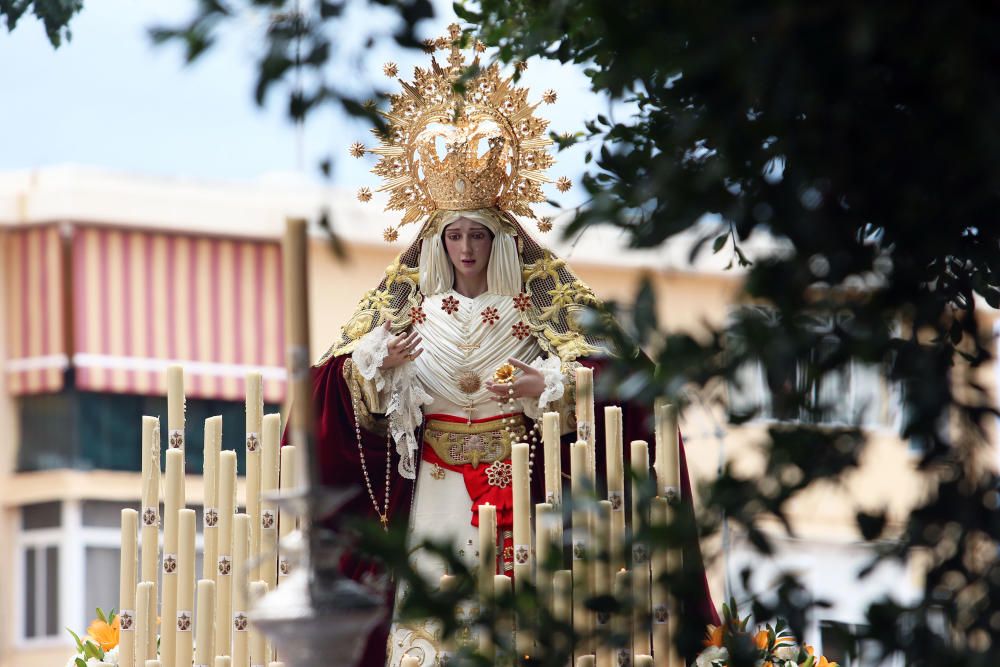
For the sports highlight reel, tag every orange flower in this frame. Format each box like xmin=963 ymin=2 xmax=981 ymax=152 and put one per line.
xmin=754 ymin=629 xmax=770 ymax=649
xmin=86 ymin=615 xmax=119 ymax=651
xmin=704 ymin=624 xmax=724 ymax=647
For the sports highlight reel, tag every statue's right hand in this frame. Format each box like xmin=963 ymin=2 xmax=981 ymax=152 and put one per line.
xmin=379 ymin=319 xmax=423 ymax=370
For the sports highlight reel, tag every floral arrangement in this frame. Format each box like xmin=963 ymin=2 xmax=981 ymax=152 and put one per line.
xmin=65 ymin=608 xmax=121 ymax=667
xmin=695 ymin=600 xmax=838 ymax=667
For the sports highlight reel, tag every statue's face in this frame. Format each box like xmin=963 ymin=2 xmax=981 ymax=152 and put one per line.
xmin=443 ymin=218 xmax=493 ymax=281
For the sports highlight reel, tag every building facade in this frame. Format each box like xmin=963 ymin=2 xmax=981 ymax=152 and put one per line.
xmin=0 ymin=166 xmax=976 ymax=667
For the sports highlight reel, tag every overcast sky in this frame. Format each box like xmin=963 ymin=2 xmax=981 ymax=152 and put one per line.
xmin=0 ymin=1 xmax=608 ymax=208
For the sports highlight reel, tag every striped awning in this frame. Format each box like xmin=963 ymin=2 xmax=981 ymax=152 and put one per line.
xmin=71 ymin=225 xmax=286 ymax=402
xmin=2 ymin=224 xmax=69 ymax=394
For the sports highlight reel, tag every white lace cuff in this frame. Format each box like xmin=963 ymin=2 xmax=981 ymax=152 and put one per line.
xmin=351 ymin=325 xmax=392 ymax=391
xmin=350 ymin=326 xmax=432 ymax=480
xmin=518 ymin=354 xmax=566 ymax=420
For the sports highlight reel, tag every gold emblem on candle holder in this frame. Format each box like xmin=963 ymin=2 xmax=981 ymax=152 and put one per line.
xmin=485 ymin=460 xmax=512 ymax=488
xmin=261 ymin=509 xmax=276 ymax=529
xmin=163 ymin=554 xmax=177 ymax=574
xmin=218 ymin=555 xmax=232 ymax=576
xmin=514 ymin=544 xmax=529 ymax=564
xmin=234 ymin=612 xmax=249 ymax=631
xmin=609 ymin=491 xmax=624 ymax=511
xmin=177 ymin=611 xmax=192 ymax=631
xmin=653 ymin=604 xmax=669 ymax=624
xmin=168 ymin=430 xmax=184 ymax=449
xmin=119 ymin=610 xmax=134 ymax=631
xmin=246 ymin=432 xmax=259 ymax=452
xmin=142 ymin=507 xmax=158 ymax=526
xmin=204 ymin=508 xmax=218 ymax=528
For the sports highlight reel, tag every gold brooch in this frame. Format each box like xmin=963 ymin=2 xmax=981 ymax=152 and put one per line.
xmin=493 ymin=363 xmax=515 ymax=384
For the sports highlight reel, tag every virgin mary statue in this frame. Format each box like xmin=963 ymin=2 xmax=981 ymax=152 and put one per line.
xmin=303 ymin=24 xmax=717 ymax=666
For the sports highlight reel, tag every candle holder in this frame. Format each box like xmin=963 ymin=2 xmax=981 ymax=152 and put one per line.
xmin=250 ymin=485 xmax=384 ymax=666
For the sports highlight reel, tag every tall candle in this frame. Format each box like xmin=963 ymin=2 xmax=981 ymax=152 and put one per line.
xmin=494 ymin=574 xmax=513 ymax=664
xmin=146 ymin=661 xmax=162 ymax=667
xmin=167 ymin=365 xmax=185 ymax=450
xmin=249 ymin=581 xmax=268 ymax=667
xmin=574 ymin=367 xmax=595 ymax=476
xmin=650 ymin=497 xmax=675 ymax=667
xmin=203 ymin=415 xmax=222 ymax=583
xmin=594 ymin=500 xmax=612 ymax=667
xmin=634 ymin=656 xmax=653 ymax=667
xmin=553 ymin=569 xmax=573 ymax=655
xmin=215 ymin=450 xmax=238 ymax=657
xmin=118 ymin=509 xmax=137 ymax=667
xmin=232 ymin=514 xmax=251 ymax=667
xmin=614 ymin=569 xmax=632 ymax=667
xmin=512 ymin=442 xmax=533 ymax=655
xmin=283 ymin=219 xmax=314 ymax=497
xmin=161 ymin=447 xmax=186 ymax=667
xmin=534 ymin=502 xmax=557 ymax=614
xmin=277 ymin=445 xmax=297 ymax=581
xmin=140 ymin=416 xmax=160 ymax=595
xmin=542 ymin=411 xmax=562 ymax=506
xmin=215 ymin=659 xmax=231 ymax=667
xmin=629 ymin=441 xmax=651 ymax=656
xmin=439 ymin=574 xmax=458 ymax=661
xmin=260 ymin=413 xmax=281 ymax=591
xmin=135 ymin=581 xmax=153 ymax=667
xmin=176 ymin=509 xmax=197 ymax=667
xmin=195 ymin=579 xmax=216 ymax=667
xmin=570 ymin=440 xmax=592 ymax=654
xmin=245 ymin=372 xmax=263 ymax=582
xmin=604 ymin=406 xmax=626 ymax=573
xmin=478 ymin=503 xmax=497 ymax=660
xmin=654 ymin=400 xmax=680 ymax=503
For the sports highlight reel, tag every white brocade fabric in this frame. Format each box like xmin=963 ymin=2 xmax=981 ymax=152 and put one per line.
xmin=350 ymin=289 xmax=567 ymax=667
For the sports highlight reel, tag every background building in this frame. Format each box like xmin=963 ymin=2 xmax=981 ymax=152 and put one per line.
xmin=0 ymin=165 xmax=976 ymax=667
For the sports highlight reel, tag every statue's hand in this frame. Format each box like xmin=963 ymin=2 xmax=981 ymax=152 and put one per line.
xmin=485 ymin=357 xmax=545 ymax=401
xmin=379 ymin=320 xmax=423 ymax=370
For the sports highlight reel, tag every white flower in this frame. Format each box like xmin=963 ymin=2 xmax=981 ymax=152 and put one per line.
xmin=696 ymin=645 xmax=729 ymax=667
xmin=774 ymin=644 xmax=799 ymax=661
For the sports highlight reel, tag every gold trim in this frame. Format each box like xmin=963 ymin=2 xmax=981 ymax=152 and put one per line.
xmin=424 ymin=415 xmax=526 ymax=468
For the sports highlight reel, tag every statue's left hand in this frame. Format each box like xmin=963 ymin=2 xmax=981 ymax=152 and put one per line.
xmin=485 ymin=357 xmax=545 ymax=401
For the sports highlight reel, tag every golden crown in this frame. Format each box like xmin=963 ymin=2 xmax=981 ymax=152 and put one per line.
xmin=351 ymin=24 xmax=570 ymax=241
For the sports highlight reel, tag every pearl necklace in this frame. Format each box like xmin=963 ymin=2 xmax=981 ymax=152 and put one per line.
xmin=351 ymin=392 xmax=392 ymax=531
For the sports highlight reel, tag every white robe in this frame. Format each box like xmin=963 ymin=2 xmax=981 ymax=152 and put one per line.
xmin=352 ymin=289 xmax=566 ymax=667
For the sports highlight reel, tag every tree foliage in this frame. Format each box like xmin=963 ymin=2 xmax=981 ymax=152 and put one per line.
xmin=1 ymin=0 xmax=82 ymax=46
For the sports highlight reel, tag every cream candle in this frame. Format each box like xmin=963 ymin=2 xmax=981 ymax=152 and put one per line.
xmin=614 ymin=569 xmax=632 ymax=667
xmin=575 ymin=656 xmax=595 ymax=667
xmin=167 ymin=365 xmax=185 ymax=450
xmin=594 ymin=500 xmax=612 ymax=667
xmin=400 ymin=658 xmax=419 ymax=667
xmin=277 ymin=444 xmax=296 ymax=580
xmin=553 ymin=569 xmax=573 ymax=658
xmin=654 ymin=400 xmax=680 ymax=503
xmin=570 ymin=440 xmax=592 ymax=653
xmin=494 ymin=574 xmax=513 ymax=663
xmin=260 ymin=413 xmax=281 ymax=591
xmin=195 ymin=579 xmax=215 ymax=667
xmin=215 ymin=659 xmax=231 ymax=667
xmin=511 ymin=441 xmax=533 ymax=656
xmin=176 ymin=509 xmax=196 ymax=667
xmin=140 ymin=416 xmax=160 ymax=591
xmin=118 ymin=509 xmax=137 ymax=667
xmin=283 ymin=218 xmax=313 ymax=493
xmin=232 ymin=514 xmax=251 ymax=667
xmin=574 ymin=367 xmax=595 ymax=476
xmin=604 ymin=406 xmax=626 ymax=573
xmin=146 ymin=661 xmax=162 ymax=667
xmin=215 ymin=450 xmax=238 ymax=657
xmin=629 ymin=440 xmax=651 ymax=656
xmin=634 ymin=655 xmax=653 ymax=667
xmin=135 ymin=581 xmax=153 ymax=667
xmin=650 ymin=497 xmax=674 ymax=666
xmin=249 ymin=581 xmax=268 ymax=667
xmin=161 ymin=447 xmax=185 ymax=667
xmin=478 ymin=503 xmax=497 ymax=660
xmin=203 ymin=415 xmax=222 ymax=583
xmin=245 ymin=372 xmax=263 ymax=582
xmin=534 ymin=502 xmax=556 ymax=613
xmin=542 ymin=411 xmax=562 ymax=506
xmin=439 ymin=574 xmax=458 ymax=661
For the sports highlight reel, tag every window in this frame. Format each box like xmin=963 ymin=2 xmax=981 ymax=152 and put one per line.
xmin=726 ymin=307 xmax=899 ymax=428
xmin=18 ymin=390 xmax=278 ymax=474
xmin=18 ymin=502 xmax=62 ymax=641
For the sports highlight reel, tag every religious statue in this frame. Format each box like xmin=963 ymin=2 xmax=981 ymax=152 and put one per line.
xmin=304 ymin=24 xmax=717 ymax=667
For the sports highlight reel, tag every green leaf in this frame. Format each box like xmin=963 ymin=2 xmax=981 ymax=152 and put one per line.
xmin=712 ymin=232 xmax=729 ymax=253
xmin=66 ymin=627 xmax=85 ymax=653
xmin=95 ymin=607 xmax=107 ymax=623
xmin=75 ymin=659 xmax=87 ymax=667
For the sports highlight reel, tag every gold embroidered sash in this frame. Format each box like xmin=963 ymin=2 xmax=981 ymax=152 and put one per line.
xmin=423 ymin=415 xmax=527 ymax=468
